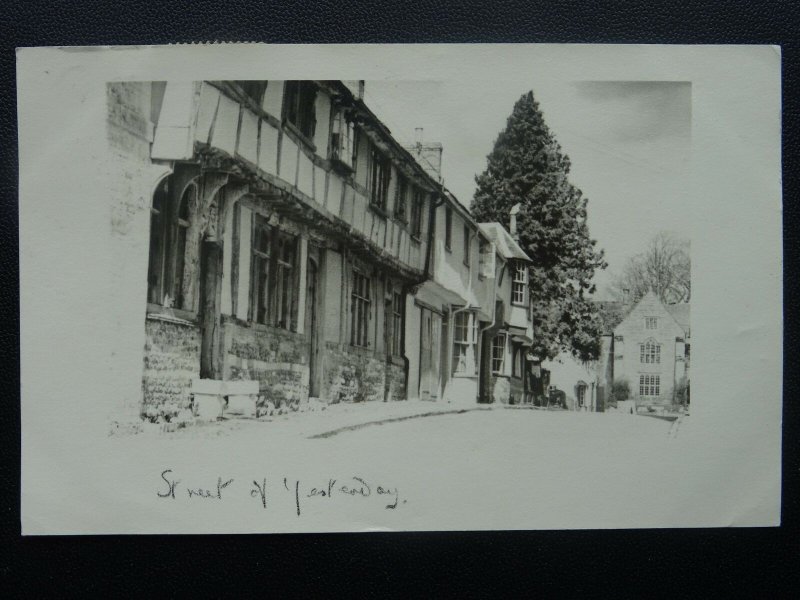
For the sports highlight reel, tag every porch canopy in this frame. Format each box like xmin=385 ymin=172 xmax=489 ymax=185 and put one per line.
xmin=507 ymin=325 xmax=533 ymax=346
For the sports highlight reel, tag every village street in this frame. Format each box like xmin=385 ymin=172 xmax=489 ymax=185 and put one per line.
xmin=106 ymin=406 xmax=697 ymax=532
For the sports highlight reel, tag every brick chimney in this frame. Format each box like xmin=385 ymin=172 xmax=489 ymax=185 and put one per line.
xmin=509 ymin=203 xmax=521 ymax=241
xmin=406 ymin=128 xmax=443 ymax=183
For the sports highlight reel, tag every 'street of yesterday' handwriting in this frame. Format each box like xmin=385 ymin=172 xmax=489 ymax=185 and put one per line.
xmin=157 ymin=469 xmax=406 ymax=515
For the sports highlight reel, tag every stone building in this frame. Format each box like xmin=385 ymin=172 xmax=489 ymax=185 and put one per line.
xmin=605 ymin=291 xmax=691 ymax=411
xmin=107 ymin=80 xmax=448 ymax=422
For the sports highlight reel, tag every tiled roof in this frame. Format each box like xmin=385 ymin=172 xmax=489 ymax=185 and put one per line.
xmin=665 ymin=302 xmax=691 ymax=336
xmin=478 ymin=223 xmax=531 ymax=262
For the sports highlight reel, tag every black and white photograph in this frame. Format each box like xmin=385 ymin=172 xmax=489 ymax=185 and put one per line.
xmin=18 ymin=44 xmax=781 ymax=533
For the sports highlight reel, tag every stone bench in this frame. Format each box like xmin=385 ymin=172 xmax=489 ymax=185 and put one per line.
xmin=224 ymin=380 xmax=260 ymax=418
xmin=191 ymin=379 xmax=260 ymax=420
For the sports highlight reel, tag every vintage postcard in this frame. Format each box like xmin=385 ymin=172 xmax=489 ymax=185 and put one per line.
xmin=18 ymin=44 xmax=782 ymax=533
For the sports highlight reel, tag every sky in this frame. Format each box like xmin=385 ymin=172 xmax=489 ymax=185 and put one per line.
xmin=362 ymin=80 xmax=692 ymax=298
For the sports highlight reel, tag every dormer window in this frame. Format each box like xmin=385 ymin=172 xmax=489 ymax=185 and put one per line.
xmin=329 ymin=108 xmax=355 ymax=172
xmin=283 ymin=81 xmax=317 ymax=141
xmin=512 ymin=262 xmax=528 ymax=305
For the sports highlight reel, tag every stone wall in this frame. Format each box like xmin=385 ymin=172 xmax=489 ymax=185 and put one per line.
xmin=221 ymin=315 xmax=310 ymax=409
xmin=141 ymin=315 xmax=201 ymax=421
xmin=386 ymin=358 xmax=407 ymax=402
xmin=322 ymin=342 xmax=403 ymax=404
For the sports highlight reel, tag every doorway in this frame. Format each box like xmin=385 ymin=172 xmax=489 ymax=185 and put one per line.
xmin=419 ymin=308 xmax=442 ymax=400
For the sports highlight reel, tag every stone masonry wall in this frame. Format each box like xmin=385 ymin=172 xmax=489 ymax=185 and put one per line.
xmin=322 ymin=342 xmax=405 ymax=404
xmin=386 ymin=358 xmax=407 ymax=402
xmin=221 ymin=315 xmax=310 ymax=409
xmin=142 ymin=315 xmax=201 ymax=421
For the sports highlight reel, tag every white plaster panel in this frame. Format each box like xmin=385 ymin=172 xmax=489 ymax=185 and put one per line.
xmin=280 ymin=135 xmax=299 ymax=186
xmin=258 ymin=120 xmax=279 ymax=176
xmin=237 ymin=109 xmax=260 ymax=165
xmin=211 ymin=94 xmax=239 ymax=156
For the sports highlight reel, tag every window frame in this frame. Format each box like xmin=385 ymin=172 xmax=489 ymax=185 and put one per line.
xmin=282 ymin=80 xmax=318 ymax=144
xmin=645 ymin=316 xmax=658 ymax=330
xmin=367 ymin=145 xmax=391 ymax=213
xmin=391 ymin=290 xmax=404 ymax=357
xmin=329 ymin=107 xmax=355 ymax=171
xmin=639 ymin=374 xmax=661 ymax=397
xmin=351 ymin=269 xmax=372 ymax=348
xmin=491 ymin=333 xmax=506 ymax=375
xmin=452 ymin=310 xmax=479 ymax=375
xmin=512 ymin=261 xmax=528 ymax=306
xmin=394 ymin=173 xmax=408 ymax=223
xmin=249 ymin=217 xmax=299 ymax=332
xmin=410 ymin=189 xmax=424 ymax=239
xmin=639 ymin=340 xmax=661 ymax=364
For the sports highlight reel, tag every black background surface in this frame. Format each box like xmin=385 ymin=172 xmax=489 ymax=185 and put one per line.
xmin=2 ymin=1 xmax=798 ymax=595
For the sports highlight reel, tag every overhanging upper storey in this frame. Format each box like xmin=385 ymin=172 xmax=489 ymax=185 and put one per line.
xmin=149 ymin=80 xmax=442 ymax=284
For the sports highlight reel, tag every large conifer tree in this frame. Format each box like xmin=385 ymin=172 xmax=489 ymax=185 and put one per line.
xmin=471 ymin=91 xmax=607 ymax=362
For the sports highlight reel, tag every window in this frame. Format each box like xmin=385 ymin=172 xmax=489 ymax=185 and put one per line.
xmin=445 ymin=207 xmax=453 ymax=250
xmin=452 ymin=311 xmax=478 ymax=375
xmin=639 ymin=374 xmax=660 ymax=397
xmin=251 ymin=219 xmax=271 ymax=325
xmin=463 ymin=225 xmax=471 ymax=267
xmin=394 ymin=174 xmax=408 ymax=222
xmin=491 ymin=334 xmax=506 ymax=374
xmin=392 ymin=291 xmax=404 ymax=356
xmin=367 ymin=146 xmax=391 ymax=211
xmin=283 ymin=81 xmax=317 ymax=141
xmin=410 ymin=189 xmax=424 ymax=238
xmin=512 ymin=262 xmax=528 ymax=305
xmin=640 ymin=340 xmax=661 ymax=364
xmin=234 ymin=81 xmax=267 ymax=108
xmin=274 ymin=235 xmax=297 ymax=330
xmin=250 ymin=218 xmax=298 ymax=331
xmin=329 ymin=108 xmax=355 ymax=170
xmin=351 ymin=270 xmax=371 ymax=347
xmin=147 ymin=175 xmax=196 ymax=310
xmin=645 ymin=316 xmax=658 ymax=329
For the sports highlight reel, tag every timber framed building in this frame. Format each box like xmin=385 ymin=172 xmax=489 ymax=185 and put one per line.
xmin=106 ymin=79 xmax=535 ymax=423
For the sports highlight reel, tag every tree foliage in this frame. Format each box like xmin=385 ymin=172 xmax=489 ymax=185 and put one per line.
xmin=610 ymin=231 xmax=690 ymax=305
xmin=470 ymin=91 xmax=607 ymax=361
xmin=610 ymin=379 xmax=631 ymax=403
